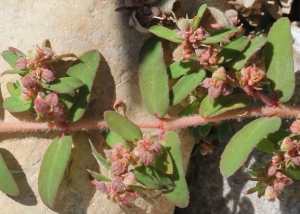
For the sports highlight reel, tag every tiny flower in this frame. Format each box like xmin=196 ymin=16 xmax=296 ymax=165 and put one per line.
xmin=91 ymin=179 xmax=108 ymax=194
xmin=150 ymin=142 xmax=162 ymax=155
xmin=280 ymin=137 xmax=294 ymax=151
xmin=123 ymin=172 xmax=137 ymax=186
xmin=290 ymin=120 xmax=300 ymax=134
xmin=111 ymin=159 xmax=127 ymax=175
xmin=110 ymin=177 xmax=125 ymax=194
xmin=34 ymin=98 xmax=49 ymax=114
xmin=22 ymin=75 xmax=37 ymax=90
xmin=240 ymin=65 xmax=265 ymax=87
xmin=264 ymin=186 xmax=278 ymax=201
xmin=32 ymin=67 xmax=55 ymax=83
xmin=139 ymin=152 xmax=153 ymax=166
xmin=15 ymin=57 xmax=28 ymax=70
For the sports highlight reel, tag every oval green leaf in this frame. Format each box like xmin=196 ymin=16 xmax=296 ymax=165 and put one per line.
xmin=1 ymin=50 xmax=23 ymax=71
xmin=131 ymin=168 xmax=165 ymax=189
xmin=58 ymin=77 xmax=84 ymax=89
xmin=0 ymin=154 xmax=19 ymax=196
xmin=256 ymin=138 xmax=277 ymax=154
xmin=285 ymin=170 xmax=300 ymax=180
xmin=220 ymin=117 xmax=281 ymax=178
xmin=217 ymin=36 xmax=249 ymax=64
xmin=198 ymin=123 xmax=212 ymax=137
xmin=229 ymin=37 xmax=267 ymax=71
xmin=218 ymin=121 xmax=229 ymax=142
xmin=7 ymin=82 xmax=21 ymax=96
xmin=139 ymin=37 xmax=169 ymax=117
xmin=191 ymin=4 xmax=207 ymax=30
xmin=179 ymin=101 xmax=200 ymax=116
xmin=66 ymin=50 xmax=101 ymax=122
xmin=149 ymin=26 xmax=184 ymax=43
xmin=104 ymin=111 xmax=142 ymax=141
xmin=265 ymin=18 xmax=295 ymax=102
xmin=38 ymin=135 xmax=72 ymax=208
xmin=3 ymin=96 xmax=32 ymax=112
xmin=41 ymin=81 xmax=75 ymax=97
xmin=161 ymin=131 xmax=189 ymax=208
xmin=201 ymin=28 xmax=239 ymax=44
xmin=167 ymin=61 xmax=194 ymax=79
xmin=170 ymin=69 xmax=206 ymax=105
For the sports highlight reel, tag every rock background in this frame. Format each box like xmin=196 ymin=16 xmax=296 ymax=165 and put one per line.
xmin=0 ymin=0 xmax=299 ymax=214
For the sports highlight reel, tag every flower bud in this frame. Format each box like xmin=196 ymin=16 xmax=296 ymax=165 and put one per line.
xmin=139 ymin=152 xmax=153 ymax=166
xmin=177 ymin=18 xmax=192 ymax=32
xmin=15 ymin=57 xmax=28 ymax=70
xmin=45 ymin=93 xmax=59 ymax=106
xmin=264 ymin=186 xmax=278 ymax=201
xmin=40 ymin=68 xmax=55 ymax=83
xmin=123 ymin=172 xmax=137 ymax=186
xmin=111 ymin=159 xmax=127 ymax=175
xmin=91 ymin=179 xmax=108 ymax=194
xmin=280 ymin=137 xmax=294 ymax=151
xmin=150 ymin=142 xmax=162 ymax=155
xmin=34 ymin=98 xmax=49 ymax=114
xmin=212 ymin=67 xmax=227 ymax=82
xmin=22 ymin=75 xmax=36 ymax=90
xmin=111 ymin=177 xmax=125 ymax=193
xmin=290 ymin=120 xmax=300 ymax=134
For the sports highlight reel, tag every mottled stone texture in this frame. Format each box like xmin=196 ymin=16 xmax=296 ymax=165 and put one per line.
xmin=0 ymin=1 xmax=195 ymax=213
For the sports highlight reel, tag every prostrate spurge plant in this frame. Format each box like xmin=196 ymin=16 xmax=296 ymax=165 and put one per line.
xmin=0 ymin=2 xmax=300 ymax=210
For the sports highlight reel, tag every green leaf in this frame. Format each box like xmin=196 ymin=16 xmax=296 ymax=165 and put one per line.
xmin=137 ymin=165 xmax=174 ymax=190
xmin=167 ymin=61 xmax=194 ymax=79
xmin=89 ymin=140 xmax=111 ymax=169
xmin=149 ymin=26 xmax=184 ymax=43
xmin=0 ymin=154 xmax=19 ymax=196
xmin=161 ymin=131 xmax=189 ymax=208
xmin=103 ymin=130 xmax=130 ymax=150
xmin=1 ymin=70 xmax=26 ymax=76
xmin=155 ymin=144 xmax=173 ymax=174
xmin=66 ymin=50 xmax=101 ymax=122
xmin=285 ymin=170 xmax=300 ymax=180
xmin=139 ymin=37 xmax=169 ymax=117
xmin=58 ymin=77 xmax=84 ymax=89
xmin=41 ymin=81 xmax=75 ymax=97
xmin=218 ymin=121 xmax=229 ymax=142
xmin=191 ymin=4 xmax=207 ymax=30
xmin=220 ymin=117 xmax=281 ymax=178
xmin=217 ymin=36 xmax=249 ymax=64
xmin=199 ymin=94 xmax=252 ymax=117
xmin=3 ymin=96 xmax=32 ymax=112
xmin=229 ymin=37 xmax=267 ymax=71
xmin=38 ymin=135 xmax=72 ymax=208
xmin=179 ymin=101 xmax=200 ymax=116
xmin=7 ymin=82 xmax=21 ymax=96
xmin=265 ymin=18 xmax=295 ymax=102
xmin=104 ymin=111 xmax=142 ymax=141
xmin=256 ymin=138 xmax=277 ymax=154
xmin=266 ymin=129 xmax=289 ymax=144
xmin=131 ymin=168 xmax=165 ymax=189
xmin=1 ymin=50 xmax=23 ymax=71
xmin=87 ymin=169 xmax=111 ymax=182
xmin=59 ymin=94 xmax=76 ymax=111
xmin=201 ymin=28 xmax=239 ymax=44
xmin=170 ymin=69 xmax=206 ymax=105
xmin=198 ymin=123 xmax=212 ymax=137
xmin=129 ymin=185 xmax=146 ymax=192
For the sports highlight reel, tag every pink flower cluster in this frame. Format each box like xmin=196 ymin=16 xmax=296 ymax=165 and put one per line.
xmin=133 ymin=138 xmax=162 ymax=165
xmin=240 ymin=65 xmax=265 ymax=87
xmin=202 ymin=67 xmax=233 ymax=99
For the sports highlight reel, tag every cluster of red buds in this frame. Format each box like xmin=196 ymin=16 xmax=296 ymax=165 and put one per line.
xmin=239 ymin=65 xmax=266 ymax=88
xmin=201 ymin=67 xmax=233 ymax=99
xmin=11 ymin=45 xmax=67 ymax=121
xmin=92 ymin=139 xmax=162 ymax=206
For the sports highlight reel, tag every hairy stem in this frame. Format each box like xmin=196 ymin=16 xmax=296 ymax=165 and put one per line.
xmin=0 ymin=104 xmax=299 ymax=133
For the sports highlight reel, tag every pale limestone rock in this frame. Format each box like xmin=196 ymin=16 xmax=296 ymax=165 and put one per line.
xmin=0 ymin=1 xmax=195 ymax=213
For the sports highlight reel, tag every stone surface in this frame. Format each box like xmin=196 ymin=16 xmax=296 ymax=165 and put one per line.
xmin=0 ymin=1 xmax=195 ymax=213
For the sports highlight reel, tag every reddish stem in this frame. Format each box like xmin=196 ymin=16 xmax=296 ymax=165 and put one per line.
xmin=0 ymin=104 xmax=299 ymax=133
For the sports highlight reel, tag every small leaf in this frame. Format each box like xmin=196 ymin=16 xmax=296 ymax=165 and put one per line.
xmin=191 ymin=4 xmax=207 ymax=30
xmin=129 ymin=185 xmax=146 ymax=192
xmin=167 ymin=61 xmax=194 ymax=79
xmin=1 ymin=50 xmax=23 ymax=71
xmin=201 ymin=28 xmax=239 ymax=44
xmin=179 ymin=101 xmax=200 ymax=116
xmin=198 ymin=123 xmax=212 ymax=137
xmin=199 ymin=94 xmax=252 ymax=117
xmin=256 ymin=138 xmax=277 ymax=154
xmin=104 ymin=111 xmax=142 ymax=141
xmin=266 ymin=129 xmax=289 ymax=144
xmin=218 ymin=121 xmax=229 ymax=142
xmin=41 ymin=81 xmax=75 ymax=97
xmin=139 ymin=37 xmax=169 ymax=117
xmin=58 ymin=77 xmax=84 ymax=89
xmin=59 ymin=94 xmax=76 ymax=111
xmin=131 ymin=168 xmax=165 ymax=189
xmin=230 ymin=37 xmax=267 ymax=71
xmin=265 ymin=18 xmax=295 ymax=102
xmin=137 ymin=165 xmax=174 ymax=190
xmin=155 ymin=144 xmax=173 ymax=174
xmin=66 ymin=50 xmax=101 ymax=122
xmin=39 ymin=135 xmax=73 ymax=208
xmin=217 ymin=36 xmax=249 ymax=64
xmin=87 ymin=169 xmax=111 ymax=182
xmin=3 ymin=96 xmax=32 ymax=112
xmin=42 ymin=39 xmax=52 ymax=48
xmin=7 ymin=82 xmax=21 ymax=96
xmin=0 ymin=154 xmax=19 ymax=196
xmin=1 ymin=70 xmax=26 ymax=76
xmin=161 ymin=131 xmax=189 ymax=208
xmin=89 ymin=140 xmax=111 ymax=169
xmin=170 ymin=69 xmax=206 ymax=105
xmin=285 ymin=170 xmax=300 ymax=180
xmin=149 ymin=26 xmax=184 ymax=43
xmin=220 ymin=117 xmax=281 ymax=178
xmin=103 ymin=130 xmax=130 ymax=150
